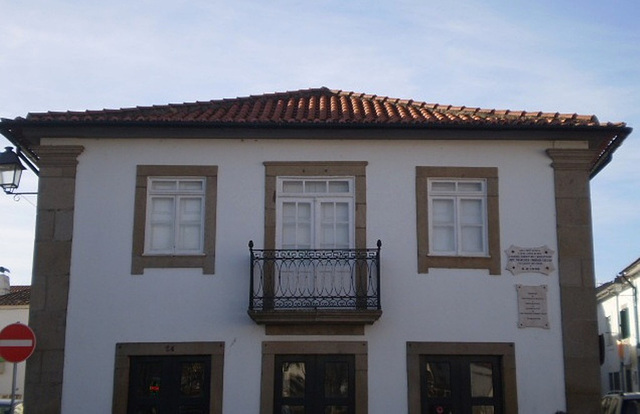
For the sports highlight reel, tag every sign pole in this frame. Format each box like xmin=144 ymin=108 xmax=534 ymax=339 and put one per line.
xmin=9 ymin=362 xmax=16 ymax=414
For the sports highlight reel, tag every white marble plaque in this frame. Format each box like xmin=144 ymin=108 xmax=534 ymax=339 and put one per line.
xmin=505 ymin=245 xmax=555 ymax=275
xmin=516 ymin=285 xmax=549 ymax=329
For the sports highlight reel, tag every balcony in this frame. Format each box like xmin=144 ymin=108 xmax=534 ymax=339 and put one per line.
xmin=248 ymin=240 xmax=382 ymax=335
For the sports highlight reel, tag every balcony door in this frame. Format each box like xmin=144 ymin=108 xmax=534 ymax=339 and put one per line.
xmin=276 ymin=177 xmax=355 ymax=250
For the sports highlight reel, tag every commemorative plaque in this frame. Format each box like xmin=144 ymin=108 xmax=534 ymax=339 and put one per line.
xmin=516 ymin=285 xmax=549 ymax=329
xmin=505 ymin=245 xmax=555 ymax=275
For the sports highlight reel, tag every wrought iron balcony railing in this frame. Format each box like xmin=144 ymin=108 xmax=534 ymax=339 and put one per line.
xmin=249 ymin=240 xmax=381 ymax=312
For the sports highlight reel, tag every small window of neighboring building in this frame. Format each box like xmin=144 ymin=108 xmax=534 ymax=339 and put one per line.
xmin=416 ymin=167 xmax=500 ymax=274
xmin=620 ymin=308 xmax=631 ymax=339
xmin=132 ymin=166 xmax=218 ymax=275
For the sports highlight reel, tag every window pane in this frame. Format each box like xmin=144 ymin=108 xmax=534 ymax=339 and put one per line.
xmin=180 ymin=362 xmax=205 ymax=397
xmin=461 ymin=226 xmax=484 ymax=253
xmin=150 ymin=197 xmax=175 ymax=222
xmin=282 ymin=362 xmax=306 ymax=398
xmin=282 ymin=406 xmax=305 ymax=414
xmin=432 ymin=226 xmax=455 ymax=252
xmin=324 ymin=362 xmax=349 ymax=398
xmin=470 ymin=362 xmax=494 ymax=397
xmin=305 ymin=181 xmax=327 ymax=193
xmin=149 ymin=223 xmax=174 ymax=251
xmin=283 ymin=181 xmax=304 ymax=193
xmin=460 ymin=199 xmax=483 ymax=225
xmin=179 ymin=180 xmax=204 ymax=192
xmin=432 ymin=199 xmax=454 ymax=224
xmin=179 ymin=198 xmax=203 ymax=222
xmin=151 ymin=180 xmax=177 ymax=191
xmin=177 ymin=224 xmax=202 ymax=251
xmin=458 ymin=181 xmax=483 ymax=192
xmin=431 ymin=181 xmax=456 ymax=192
xmin=425 ymin=362 xmax=451 ymax=397
xmin=328 ymin=181 xmax=350 ymax=193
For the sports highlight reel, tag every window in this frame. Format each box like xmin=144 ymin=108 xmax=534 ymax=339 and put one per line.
xmin=146 ymin=177 xmax=206 ymax=255
xmin=112 ymin=342 xmax=224 ymax=414
xmin=132 ymin=166 xmax=217 ymax=274
xmin=264 ymin=162 xmax=367 ymax=250
xmin=407 ymin=342 xmax=517 ymax=414
xmin=260 ymin=341 xmax=368 ymax=414
xmin=277 ymin=177 xmax=355 ymax=249
xmin=621 ymin=308 xmax=631 ymax=339
xmin=416 ymin=167 xmax=500 ymax=274
xmin=428 ymin=179 xmax=487 ymax=256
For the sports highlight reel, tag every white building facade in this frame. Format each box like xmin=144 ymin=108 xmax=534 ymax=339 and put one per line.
xmin=0 ymin=88 xmax=631 ymax=413
xmin=597 ymin=258 xmax=640 ymax=394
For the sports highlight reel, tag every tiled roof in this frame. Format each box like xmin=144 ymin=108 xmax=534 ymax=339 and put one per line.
xmin=0 ymin=286 xmax=30 ymax=306
xmin=18 ymin=87 xmax=626 ymax=129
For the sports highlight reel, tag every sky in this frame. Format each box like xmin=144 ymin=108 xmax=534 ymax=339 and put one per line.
xmin=0 ymin=0 xmax=638 ymax=286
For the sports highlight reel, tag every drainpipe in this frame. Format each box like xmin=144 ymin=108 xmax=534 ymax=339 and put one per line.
xmin=619 ymin=272 xmax=639 ymax=390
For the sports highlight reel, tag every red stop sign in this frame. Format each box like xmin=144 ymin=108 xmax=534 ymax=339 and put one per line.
xmin=0 ymin=323 xmax=36 ymax=363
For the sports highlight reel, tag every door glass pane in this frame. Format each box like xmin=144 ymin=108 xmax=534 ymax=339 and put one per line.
xmin=324 ymin=362 xmax=349 ymax=398
xmin=325 ymin=406 xmax=348 ymax=414
xmin=470 ymin=362 xmax=494 ymax=397
xmin=180 ymin=362 xmax=205 ymax=397
xmin=472 ymin=406 xmax=495 ymax=414
xmin=133 ymin=361 xmax=163 ymax=398
xmin=425 ymin=362 xmax=451 ymax=397
xmin=427 ymin=404 xmax=453 ymax=414
xmin=282 ymin=362 xmax=306 ymax=398
xmin=282 ymin=406 xmax=305 ymax=414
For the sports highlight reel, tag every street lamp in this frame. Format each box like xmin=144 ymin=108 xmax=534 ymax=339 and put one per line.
xmin=0 ymin=147 xmax=36 ymax=195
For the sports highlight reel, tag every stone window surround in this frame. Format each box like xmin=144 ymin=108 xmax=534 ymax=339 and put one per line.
xmin=112 ymin=341 xmax=224 ymax=414
xmin=131 ymin=165 xmax=218 ymax=275
xmin=406 ymin=341 xmax=518 ymax=414
xmin=416 ymin=166 xmax=501 ymax=275
xmin=259 ymin=341 xmax=368 ymax=414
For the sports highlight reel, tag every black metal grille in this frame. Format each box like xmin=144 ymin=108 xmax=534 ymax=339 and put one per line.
xmin=249 ymin=241 xmax=381 ymax=311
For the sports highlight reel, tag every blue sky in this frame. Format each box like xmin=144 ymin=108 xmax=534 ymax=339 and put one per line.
xmin=0 ymin=0 xmax=638 ymax=285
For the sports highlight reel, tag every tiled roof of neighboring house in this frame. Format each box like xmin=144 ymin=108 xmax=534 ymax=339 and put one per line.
xmin=0 ymin=286 xmax=30 ymax=306
xmin=15 ymin=87 xmax=627 ymax=129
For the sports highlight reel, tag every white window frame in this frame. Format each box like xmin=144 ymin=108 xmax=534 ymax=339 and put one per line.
xmin=275 ymin=177 xmax=355 ymax=249
xmin=427 ymin=178 xmax=488 ymax=257
xmin=144 ymin=177 xmax=206 ymax=255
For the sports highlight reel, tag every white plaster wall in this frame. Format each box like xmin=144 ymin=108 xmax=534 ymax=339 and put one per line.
xmin=52 ymin=137 xmax=576 ymax=413
xmin=0 ymin=306 xmax=29 ymax=399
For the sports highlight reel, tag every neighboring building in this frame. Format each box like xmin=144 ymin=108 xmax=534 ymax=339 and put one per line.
xmin=0 ymin=87 xmax=632 ymax=413
xmin=0 ymin=272 xmax=30 ymax=400
xmin=597 ymin=258 xmax=640 ymax=395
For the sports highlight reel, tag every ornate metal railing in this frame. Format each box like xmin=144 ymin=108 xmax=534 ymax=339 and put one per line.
xmin=249 ymin=240 xmax=381 ymax=311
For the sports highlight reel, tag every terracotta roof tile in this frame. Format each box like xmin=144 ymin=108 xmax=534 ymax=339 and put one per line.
xmin=0 ymin=286 xmax=30 ymax=306
xmin=12 ymin=87 xmax=624 ymax=129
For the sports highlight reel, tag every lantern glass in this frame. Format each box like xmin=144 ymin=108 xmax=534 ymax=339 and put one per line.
xmin=0 ymin=147 xmax=26 ymax=193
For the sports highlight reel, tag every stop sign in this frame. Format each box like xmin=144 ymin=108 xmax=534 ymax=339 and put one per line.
xmin=0 ymin=323 xmax=36 ymax=363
